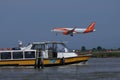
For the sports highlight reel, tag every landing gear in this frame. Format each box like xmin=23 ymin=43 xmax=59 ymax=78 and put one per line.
xmin=70 ymin=34 xmax=73 ymax=36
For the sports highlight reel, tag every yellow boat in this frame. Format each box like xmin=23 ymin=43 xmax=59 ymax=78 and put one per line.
xmin=0 ymin=41 xmax=91 ymax=67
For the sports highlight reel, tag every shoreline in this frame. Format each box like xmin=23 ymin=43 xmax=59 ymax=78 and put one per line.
xmin=91 ymin=51 xmax=120 ymax=58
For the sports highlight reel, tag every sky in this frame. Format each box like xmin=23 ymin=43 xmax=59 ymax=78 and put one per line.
xmin=0 ymin=0 xmax=120 ymax=49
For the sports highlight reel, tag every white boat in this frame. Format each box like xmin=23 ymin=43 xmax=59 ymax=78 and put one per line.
xmin=0 ymin=41 xmax=91 ymax=67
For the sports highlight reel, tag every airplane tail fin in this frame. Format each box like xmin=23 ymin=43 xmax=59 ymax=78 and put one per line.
xmin=84 ymin=22 xmax=96 ymax=33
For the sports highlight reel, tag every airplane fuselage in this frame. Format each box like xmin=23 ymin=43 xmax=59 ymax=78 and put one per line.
xmin=51 ymin=22 xmax=96 ymax=36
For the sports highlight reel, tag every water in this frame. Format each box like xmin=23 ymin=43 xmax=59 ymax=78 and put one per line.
xmin=0 ymin=58 xmax=120 ymax=80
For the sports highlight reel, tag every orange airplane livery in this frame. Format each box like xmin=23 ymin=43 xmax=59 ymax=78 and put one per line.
xmin=51 ymin=22 xmax=96 ymax=36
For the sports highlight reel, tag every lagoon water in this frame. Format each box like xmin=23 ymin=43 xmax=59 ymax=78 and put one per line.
xmin=0 ymin=58 xmax=120 ymax=80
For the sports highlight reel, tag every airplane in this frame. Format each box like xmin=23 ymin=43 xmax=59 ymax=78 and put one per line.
xmin=51 ymin=22 xmax=96 ymax=36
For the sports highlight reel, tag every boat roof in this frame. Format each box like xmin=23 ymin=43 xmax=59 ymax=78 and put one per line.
xmin=32 ymin=41 xmax=66 ymax=44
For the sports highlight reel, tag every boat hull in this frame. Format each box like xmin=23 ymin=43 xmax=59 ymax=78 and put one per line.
xmin=0 ymin=54 xmax=91 ymax=67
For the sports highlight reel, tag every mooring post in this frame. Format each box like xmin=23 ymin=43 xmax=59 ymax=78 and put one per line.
xmin=61 ymin=57 xmax=65 ymax=65
xmin=34 ymin=49 xmax=39 ymax=69
xmin=37 ymin=57 xmax=40 ymax=68
xmin=34 ymin=49 xmax=44 ymax=69
xmin=40 ymin=53 xmax=44 ymax=69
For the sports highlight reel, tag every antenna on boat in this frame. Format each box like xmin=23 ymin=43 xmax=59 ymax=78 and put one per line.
xmin=18 ymin=40 xmax=23 ymax=48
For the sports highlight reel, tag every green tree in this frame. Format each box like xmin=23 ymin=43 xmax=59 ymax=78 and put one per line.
xmin=81 ymin=46 xmax=86 ymax=52
xmin=92 ymin=48 xmax=97 ymax=52
xmin=97 ymin=46 xmax=103 ymax=51
xmin=118 ymin=48 xmax=120 ymax=50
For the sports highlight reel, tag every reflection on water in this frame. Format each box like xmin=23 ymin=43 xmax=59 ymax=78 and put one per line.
xmin=0 ymin=58 xmax=120 ymax=80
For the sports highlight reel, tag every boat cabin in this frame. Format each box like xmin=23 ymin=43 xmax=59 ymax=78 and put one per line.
xmin=30 ymin=41 xmax=77 ymax=58
xmin=0 ymin=41 xmax=77 ymax=60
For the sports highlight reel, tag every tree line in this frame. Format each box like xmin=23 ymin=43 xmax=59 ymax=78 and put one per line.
xmin=75 ymin=46 xmax=120 ymax=52
xmin=75 ymin=46 xmax=120 ymax=58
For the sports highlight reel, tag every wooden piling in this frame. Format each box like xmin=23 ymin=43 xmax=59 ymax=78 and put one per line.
xmin=61 ymin=57 xmax=65 ymax=65
xmin=34 ymin=49 xmax=44 ymax=69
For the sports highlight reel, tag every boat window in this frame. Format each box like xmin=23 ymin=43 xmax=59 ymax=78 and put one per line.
xmin=25 ymin=51 xmax=35 ymax=58
xmin=47 ymin=43 xmax=57 ymax=51
xmin=1 ymin=52 xmax=11 ymax=59
xmin=56 ymin=43 xmax=72 ymax=52
xmin=13 ymin=52 xmax=23 ymax=59
xmin=57 ymin=44 xmax=66 ymax=52
xmin=31 ymin=44 xmax=45 ymax=50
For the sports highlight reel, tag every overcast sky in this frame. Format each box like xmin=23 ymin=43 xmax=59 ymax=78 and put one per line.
xmin=0 ymin=0 xmax=120 ymax=49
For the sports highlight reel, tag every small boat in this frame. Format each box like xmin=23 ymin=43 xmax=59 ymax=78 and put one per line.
xmin=0 ymin=41 xmax=91 ymax=67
